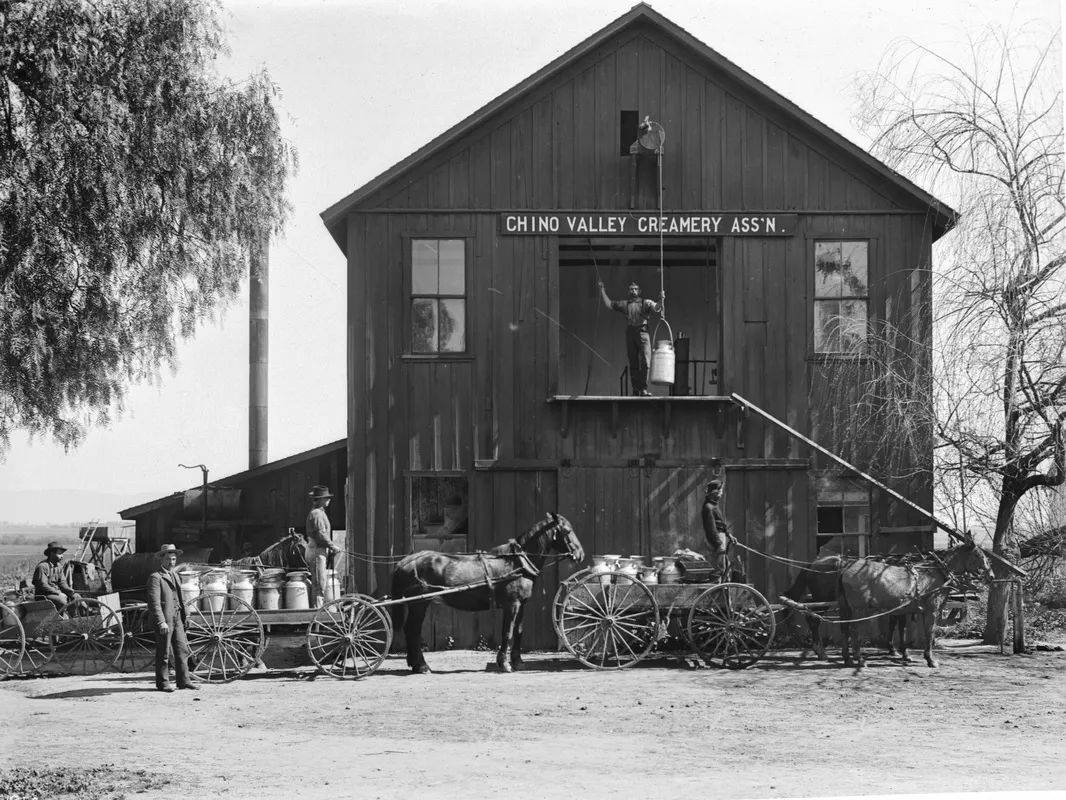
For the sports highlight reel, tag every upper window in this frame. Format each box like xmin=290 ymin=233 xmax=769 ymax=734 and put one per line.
xmin=816 ymin=475 xmax=871 ymax=557
xmin=411 ymin=239 xmax=466 ymax=353
xmin=813 ymin=241 xmax=868 ymax=353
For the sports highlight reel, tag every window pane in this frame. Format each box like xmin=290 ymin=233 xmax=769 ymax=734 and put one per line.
xmin=412 ymin=240 xmax=439 ymax=294
xmin=843 ymin=507 xmax=869 ymax=534
xmin=438 ymin=299 xmax=466 ymax=352
xmin=817 ymin=507 xmax=844 ymax=534
xmin=840 ymin=242 xmax=868 ymax=296
xmin=839 ymin=299 xmax=868 ymax=352
xmin=411 ymin=476 xmax=469 ymax=538
xmin=438 ymin=240 xmax=465 ymax=294
xmin=814 ymin=242 xmax=843 ymax=298
xmin=411 ymin=298 xmax=438 ymax=352
xmin=814 ymin=300 xmax=841 ymax=352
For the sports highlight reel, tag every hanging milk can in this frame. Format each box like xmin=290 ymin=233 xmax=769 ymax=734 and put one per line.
xmin=649 ymin=319 xmax=675 ymax=386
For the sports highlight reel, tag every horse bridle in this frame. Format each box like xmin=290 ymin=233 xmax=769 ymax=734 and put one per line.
xmin=514 ymin=516 xmax=581 ymax=564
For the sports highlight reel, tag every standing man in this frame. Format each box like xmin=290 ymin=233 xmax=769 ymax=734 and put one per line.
xmin=147 ymin=543 xmax=198 ymax=692
xmin=306 ymin=485 xmax=340 ymax=606
xmin=701 ymin=479 xmax=737 ymax=576
xmin=33 ymin=541 xmax=80 ymax=611
xmin=598 ymin=280 xmax=663 ymax=396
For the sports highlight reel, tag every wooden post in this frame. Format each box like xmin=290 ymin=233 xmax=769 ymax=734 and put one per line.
xmin=1012 ymin=579 xmax=1026 ymax=654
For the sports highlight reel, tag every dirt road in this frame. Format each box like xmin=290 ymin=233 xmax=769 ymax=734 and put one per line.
xmin=3 ymin=642 xmax=1064 ymax=800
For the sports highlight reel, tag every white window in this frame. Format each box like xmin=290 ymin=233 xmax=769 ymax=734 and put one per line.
xmin=814 ymin=241 xmax=868 ymax=353
xmin=410 ymin=239 xmax=466 ymax=353
xmin=816 ymin=475 xmax=871 ymax=557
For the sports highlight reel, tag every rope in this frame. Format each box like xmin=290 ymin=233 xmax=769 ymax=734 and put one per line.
xmin=657 ymin=144 xmax=665 ymax=322
xmin=779 ymin=579 xmax=958 ymax=626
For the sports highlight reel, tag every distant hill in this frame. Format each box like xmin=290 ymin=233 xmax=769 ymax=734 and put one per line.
xmin=0 ymin=489 xmax=156 ymax=526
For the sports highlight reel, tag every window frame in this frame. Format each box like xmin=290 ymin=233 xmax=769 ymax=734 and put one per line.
xmin=404 ymin=470 xmax=471 ymax=553
xmin=814 ymin=472 xmax=872 ymax=558
xmin=807 ymin=236 xmax=874 ymax=358
xmin=402 ymin=234 xmax=473 ymax=359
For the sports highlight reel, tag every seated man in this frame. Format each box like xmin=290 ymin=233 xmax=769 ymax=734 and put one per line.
xmin=701 ymin=480 xmax=737 ymax=577
xmin=33 ymin=541 xmax=80 ymax=611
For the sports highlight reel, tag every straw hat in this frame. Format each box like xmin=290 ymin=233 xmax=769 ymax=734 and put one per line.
xmin=158 ymin=543 xmax=183 ymax=557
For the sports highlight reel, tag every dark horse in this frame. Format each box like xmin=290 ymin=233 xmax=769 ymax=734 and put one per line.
xmin=783 ymin=554 xmax=911 ymax=661
xmin=838 ymin=540 xmax=990 ymax=669
xmin=389 ymin=512 xmax=584 ymax=674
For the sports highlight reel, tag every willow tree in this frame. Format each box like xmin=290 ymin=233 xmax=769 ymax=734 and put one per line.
xmin=0 ymin=0 xmax=295 ymax=451
xmin=826 ymin=26 xmax=1064 ymax=643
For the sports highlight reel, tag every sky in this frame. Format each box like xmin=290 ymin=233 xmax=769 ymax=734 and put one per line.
xmin=0 ymin=0 xmax=1061 ymax=523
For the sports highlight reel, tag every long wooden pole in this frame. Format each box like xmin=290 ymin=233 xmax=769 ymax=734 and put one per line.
xmin=729 ymin=392 xmax=1026 ymax=577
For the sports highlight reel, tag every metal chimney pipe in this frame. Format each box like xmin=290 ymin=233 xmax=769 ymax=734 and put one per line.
xmin=249 ymin=234 xmax=268 ymax=469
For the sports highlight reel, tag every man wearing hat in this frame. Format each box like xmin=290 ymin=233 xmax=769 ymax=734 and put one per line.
xmin=33 ymin=542 xmax=80 ymax=610
xmin=306 ymin=485 xmax=340 ymax=606
xmin=598 ymin=279 xmax=664 ymax=396
xmin=701 ymin=479 xmax=736 ymax=575
xmin=147 ymin=544 xmax=198 ymax=692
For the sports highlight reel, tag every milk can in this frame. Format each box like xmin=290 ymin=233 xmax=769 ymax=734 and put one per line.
xmin=658 ymin=557 xmax=681 ymax=585
xmin=177 ymin=570 xmax=201 ymax=606
xmin=649 ymin=320 xmax=675 ymax=386
xmin=600 ymin=555 xmax=621 ymax=585
xmin=639 ymin=566 xmax=659 ymax=584
xmin=256 ymin=575 xmax=282 ymax=611
xmin=200 ymin=571 xmax=228 ymax=612
xmin=229 ymin=570 xmax=256 ymax=609
xmin=284 ymin=571 xmax=310 ymax=610
xmin=590 ymin=556 xmax=612 ymax=586
xmin=616 ymin=557 xmax=640 ymax=581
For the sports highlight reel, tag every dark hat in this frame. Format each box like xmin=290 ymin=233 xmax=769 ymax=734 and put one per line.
xmin=158 ymin=543 xmax=183 ymax=557
xmin=308 ymin=485 xmax=334 ymax=500
xmin=44 ymin=541 xmax=67 ymax=555
xmin=705 ymin=479 xmax=724 ymax=493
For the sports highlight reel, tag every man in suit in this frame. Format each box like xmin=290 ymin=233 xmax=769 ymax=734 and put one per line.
xmin=147 ymin=544 xmax=198 ymax=692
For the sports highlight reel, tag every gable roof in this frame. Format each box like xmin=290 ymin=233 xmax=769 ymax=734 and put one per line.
xmin=320 ymin=3 xmax=957 ymax=249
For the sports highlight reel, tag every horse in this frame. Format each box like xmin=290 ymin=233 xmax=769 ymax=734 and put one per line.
xmin=110 ymin=531 xmax=310 ymax=600
xmin=783 ymin=554 xmax=912 ymax=661
xmin=837 ymin=540 xmax=991 ymax=669
xmin=389 ymin=512 xmax=584 ymax=674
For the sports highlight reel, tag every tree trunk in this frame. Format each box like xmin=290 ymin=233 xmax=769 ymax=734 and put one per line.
xmin=982 ymin=484 xmax=1020 ymax=644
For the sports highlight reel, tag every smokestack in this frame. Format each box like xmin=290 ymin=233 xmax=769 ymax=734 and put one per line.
xmin=249 ymin=234 xmax=268 ymax=469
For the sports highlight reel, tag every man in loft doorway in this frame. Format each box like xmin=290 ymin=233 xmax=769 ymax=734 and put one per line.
xmin=597 ymin=279 xmax=663 ymax=395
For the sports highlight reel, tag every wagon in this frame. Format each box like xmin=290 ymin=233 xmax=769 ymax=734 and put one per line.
xmin=171 ymin=592 xmax=392 ymax=683
xmin=0 ymin=597 xmax=127 ymax=677
xmin=551 ymin=568 xmax=777 ymax=670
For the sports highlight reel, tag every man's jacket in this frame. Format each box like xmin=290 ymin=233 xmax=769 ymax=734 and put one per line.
xmin=147 ymin=568 xmax=189 ymax=630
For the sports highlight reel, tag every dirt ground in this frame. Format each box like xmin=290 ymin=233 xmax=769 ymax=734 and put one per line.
xmin=2 ymin=641 xmax=1065 ymax=800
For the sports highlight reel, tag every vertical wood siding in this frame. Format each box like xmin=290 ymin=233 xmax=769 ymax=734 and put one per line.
xmin=344 ymin=23 xmax=936 ymax=649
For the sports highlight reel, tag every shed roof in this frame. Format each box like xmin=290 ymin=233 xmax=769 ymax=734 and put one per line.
xmin=320 ymin=3 xmax=957 ymax=250
xmin=118 ymin=438 xmax=346 ymax=519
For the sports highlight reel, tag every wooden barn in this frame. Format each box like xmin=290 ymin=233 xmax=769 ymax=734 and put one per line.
xmin=318 ymin=3 xmax=954 ymax=651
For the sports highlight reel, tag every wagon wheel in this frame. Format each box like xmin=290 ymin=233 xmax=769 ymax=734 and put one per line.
xmin=46 ymin=598 xmax=125 ymax=675
xmin=307 ymin=596 xmax=392 ymax=679
xmin=686 ymin=583 xmax=775 ymax=670
xmin=185 ymin=593 xmax=264 ymax=683
xmin=558 ymin=572 xmax=659 ymax=669
xmin=550 ymin=567 xmax=594 ymax=642
xmin=117 ymin=604 xmax=157 ymax=673
xmin=0 ymin=604 xmax=26 ymax=677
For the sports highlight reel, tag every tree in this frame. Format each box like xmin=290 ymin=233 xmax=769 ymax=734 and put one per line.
xmin=829 ymin=25 xmax=1064 ymax=643
xmin=0 ymin=0 xmax=295 ymax=451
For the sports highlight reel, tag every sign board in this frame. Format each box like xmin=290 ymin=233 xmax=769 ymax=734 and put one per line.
xmin=498 ymin=212 xmax=798 ymax=236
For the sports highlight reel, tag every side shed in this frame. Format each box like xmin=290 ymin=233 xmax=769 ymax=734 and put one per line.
xmin=119 ymin=439 xmax=347 ymax=564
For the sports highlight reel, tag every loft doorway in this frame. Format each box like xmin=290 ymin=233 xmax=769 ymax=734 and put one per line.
xmin=556 ymin=237 xmax=720 ymax=396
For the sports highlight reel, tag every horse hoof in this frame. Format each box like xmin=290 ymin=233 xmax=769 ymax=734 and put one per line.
xmin=926 ymin=660 xmax=938 ymax=669
xmin=901 ymin=655 xmax=913 ymax=664
xmin=412 ymin=665 xmax=432 ymax=675
xmin=498 ymin=661 xmax=513 ymax=674
xmin=887 ymin=648 xmax=900 ymax=658
xmin=510 ymin=660 xmax=523 ymax=672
